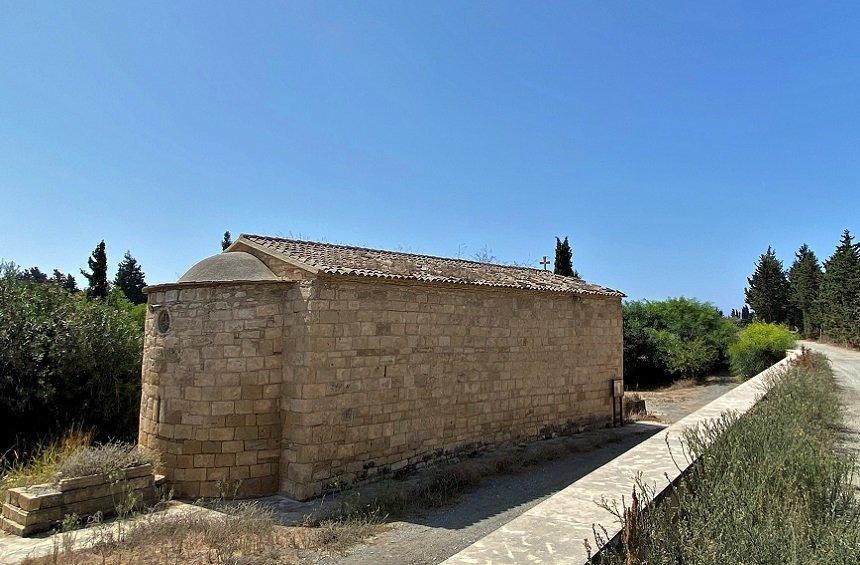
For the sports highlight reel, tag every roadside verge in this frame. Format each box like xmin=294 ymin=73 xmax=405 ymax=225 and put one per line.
xmin=442 ymin=350 xmax=801 ymax=565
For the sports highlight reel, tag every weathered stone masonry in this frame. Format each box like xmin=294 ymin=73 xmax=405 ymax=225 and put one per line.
xmin=139 ymin=283 xmax=286 ymax=498
xmin=140 ymin=235 xmax=624 ymax=500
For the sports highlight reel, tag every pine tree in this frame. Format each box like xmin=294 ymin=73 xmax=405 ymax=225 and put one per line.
xmin=64 ymin=274 xmax=78 ymax=293
xmin=745 ymin=246 xmax=790 ymax=323
xmin=114 ymin=251 xmax=147 ymax=304
xmin=817 ymin=230 xmax=860 ymax=346
xmin=787 ymin=244 xmax=823 ymax=337
xmin=741 ymin=305 xmax=752 ymax=323
xmin=81 ymin=240 xmax=109 ymax=299
xmin=221 ymin=231 xmax=233 ymax=251
xmin=21 ymin=266 xmax=48 ymax=283
xmin=50 ymin=269 xmax=78 ymax=292
xmin=553 ymin=236 xmax=578 ymax=277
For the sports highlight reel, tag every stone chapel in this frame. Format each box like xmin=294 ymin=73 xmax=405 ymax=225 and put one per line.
xmin=139 ymin=234 xmax=624 ymax=499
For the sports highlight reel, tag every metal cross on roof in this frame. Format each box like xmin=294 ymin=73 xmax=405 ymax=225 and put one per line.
xmin=540 ymin=256 xmax=550 ymax=270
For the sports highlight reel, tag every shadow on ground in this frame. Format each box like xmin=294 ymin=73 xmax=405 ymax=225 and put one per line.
xmin=314 ymin=423 xmax=664 ymax=565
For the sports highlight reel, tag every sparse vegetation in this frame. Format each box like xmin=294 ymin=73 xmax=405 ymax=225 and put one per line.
xmin=0 ymin=432 xmax=156 ymax=503
xmin=58 ymin=442 xmax=158 ymax=479
xmin=727 ymin=322 xmax=796 ymax=379
xmin=593 ymin=351 xmax=860 ymax=564
xmin=1 ymin=429 xmax=92 ymax=499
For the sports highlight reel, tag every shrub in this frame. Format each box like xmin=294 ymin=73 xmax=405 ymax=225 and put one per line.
xmin=595 ymin=352 xmax=860 ymax=564
xmin=0 ymin=272 xmax=143 ymax=457
xmin=623 ymin=298 xmax=737 ymax=386
xmin=727 ymin=322 xmax=796 ymax=379
xmin=58 ymin=442 xmax=158 ymax=479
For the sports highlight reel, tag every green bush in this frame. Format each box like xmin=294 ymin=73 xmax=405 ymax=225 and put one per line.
xmin=623 ymin=298 xmax=737 ymax=386
xmin=727 ymin=322 xmax=796 ymax=379
xmin=0 ymin=271 xmax=143 ymax=457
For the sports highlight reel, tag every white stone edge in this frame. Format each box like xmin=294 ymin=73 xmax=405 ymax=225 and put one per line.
xmin=442 ymin=349 xmax=802 ymax=565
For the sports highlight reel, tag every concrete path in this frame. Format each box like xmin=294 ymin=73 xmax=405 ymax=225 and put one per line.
xmin=441 ymin=353 xmax=800 ymax=565
xmin=319 ymin=378 xmax=757 ymax=565
xmin=315 ymin=424 xmax=664 ymax=565
xmin=800 ymin=341 xmax=860 ymax=456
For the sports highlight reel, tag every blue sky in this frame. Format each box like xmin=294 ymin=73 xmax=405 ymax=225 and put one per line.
xmin=1 ymin=2 xmax=858 ymax=311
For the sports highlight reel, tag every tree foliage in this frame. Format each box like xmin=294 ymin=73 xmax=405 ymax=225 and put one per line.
xmin=623 ymin=297 xmax=737 ymax=386
xmin=787 ymin=244 xmax=822 ymax=337
xmin=817 ymin=230 xmax=860 ymax=347
xmin=21 ymin=266 xmax=48 ymax=283
xmin=51 ymin=269 xmax=79 ymax=293
xmin=553 ymin=236 xmax=578 ymax=277
xmin=221 ymin=231 xmax=233 ymax=251
xmin=81 ymin=240 xmax=109 ymax=299
xmin=0 ymin=270 xmax=143 ymax=453
xmin=114 ymin=251 xmax=147 ymax=305
xmin=745 ymin=246 xmax=790 ymax=323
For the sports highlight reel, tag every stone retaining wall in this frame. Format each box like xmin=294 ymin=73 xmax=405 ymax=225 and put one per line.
xmin=1 ymin=465 xmax=160 ymax=537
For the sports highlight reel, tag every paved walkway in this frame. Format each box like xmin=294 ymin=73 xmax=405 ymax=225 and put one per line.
xmin=441 ymin=353 xmax=800 ymax=565
xmin=800 ymin=341 xmax=860 ymax=457
xmin=316 ymin=424 xmax=664 ymax=565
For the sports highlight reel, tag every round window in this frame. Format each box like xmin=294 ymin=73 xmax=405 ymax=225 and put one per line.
xmin=156 ymin=309 xmax=171 ymax=334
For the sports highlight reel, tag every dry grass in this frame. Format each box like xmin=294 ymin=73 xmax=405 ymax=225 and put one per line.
xmin=319 ymin=431 xmax=615 ymax=525
xmin=1 ymin=429 xmax=92 ymax=499
xmin=22 ymin=499 xmax=389 ymax=565
xmin=57 ymin=442 xmax=158 ymax=479
xmin=1 ymin=430 xmax=158 ymax=506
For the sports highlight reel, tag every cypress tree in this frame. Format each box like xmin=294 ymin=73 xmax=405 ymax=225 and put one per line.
xmin=81 ymin=240 xmax=109 ymax=299
xmin=114 ymin=251 xmax=147 ymax=304
xmin=221 ymin=231 xmax=233 ymax=251
xmin=745 ymin=246 xmax=790 ymax=323
xmin=554 ymin=236 xmax=578 ymax=277
xmin=817 ymin=230 xmax=860 ymax=346
xmin=787 ymin=244 xmax=823 ymax=337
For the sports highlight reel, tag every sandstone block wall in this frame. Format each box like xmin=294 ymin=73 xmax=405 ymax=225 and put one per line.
xmin=280 ymin=277 xmax=623 ymax=499
xmin=141 ymin=276 xmax=623 ymax=501
xmin=139 ymin=282 xmax=287 ymax=498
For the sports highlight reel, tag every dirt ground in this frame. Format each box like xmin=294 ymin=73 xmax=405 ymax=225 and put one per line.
xmin=633 ymin=375 xmax=739 ymax=423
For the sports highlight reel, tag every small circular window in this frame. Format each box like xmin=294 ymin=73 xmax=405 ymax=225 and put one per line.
xmin=156 ymin=309 xmax=171 ymax=334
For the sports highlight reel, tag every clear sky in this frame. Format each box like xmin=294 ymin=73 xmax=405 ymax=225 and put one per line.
xmin=1 ymin=2 xmax=858 ymax=311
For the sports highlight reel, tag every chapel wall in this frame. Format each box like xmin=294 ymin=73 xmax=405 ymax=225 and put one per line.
xmin=139 ymin=282 xmax=288 ymax=498
xmin=280 ymin=277 xmax=623 ymax=499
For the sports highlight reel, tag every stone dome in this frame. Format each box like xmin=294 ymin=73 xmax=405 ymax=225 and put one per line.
xmin=178 ymin=252 xmax=278 ymax=283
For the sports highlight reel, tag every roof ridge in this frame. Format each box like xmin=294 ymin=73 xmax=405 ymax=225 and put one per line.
xmin=240 ymin=233 xmax=556 ymax=275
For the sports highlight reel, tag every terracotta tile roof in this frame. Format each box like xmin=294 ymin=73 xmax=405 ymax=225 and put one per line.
xmin=238 ymin=234 xmax=624 ymax=297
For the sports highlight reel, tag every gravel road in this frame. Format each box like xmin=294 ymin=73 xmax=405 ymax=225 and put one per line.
xmin=801 ymin=341 xmax=860 ymax=455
